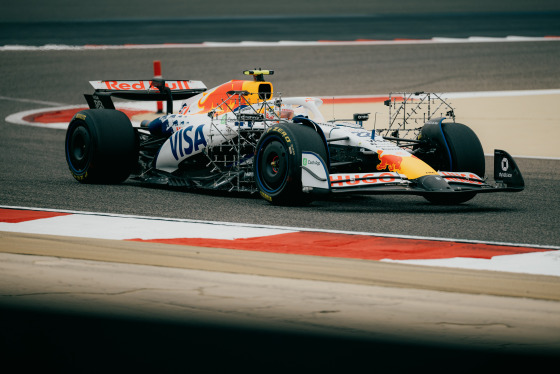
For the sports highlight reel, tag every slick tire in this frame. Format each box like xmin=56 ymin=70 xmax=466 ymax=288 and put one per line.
xmin=254 ymin=122 xmax=327 ymax=206
xmin=419 ymin=122 xmax=485 ymax=204
xmin=442 ymin=122 xmax=485 ymax=178
xmin=65 ymin=109 xmax=138 ymax=184
xmin=424 ymin=191 xmax=477 ymax=205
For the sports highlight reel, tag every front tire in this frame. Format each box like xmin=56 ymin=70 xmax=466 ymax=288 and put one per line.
xmin=65 ymin=109 xmax=138 ymax=184
xmin=417 ymin=121 xmax=485 ymax=204
xmin=423 ymin=191 xmax=477 ymax=205
xmin=254 ymin=123 xmax=327 ymax=205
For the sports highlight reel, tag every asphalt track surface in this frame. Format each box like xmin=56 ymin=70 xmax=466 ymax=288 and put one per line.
xmin=1 ymin=2 xmax=560 ymax=372
xmin=2 ymin=0 xmax=560 ymax=45
xmin=3 ymin=11 xmax=560 ymax=45
xmin=1 ymin=42 xmax=559 ymax=247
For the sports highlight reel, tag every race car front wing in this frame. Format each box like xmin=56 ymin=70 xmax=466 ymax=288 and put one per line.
xmin=301 ymin=149 xmax=524 ymax=197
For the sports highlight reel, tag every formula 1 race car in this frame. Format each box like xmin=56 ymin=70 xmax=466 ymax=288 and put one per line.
xmin=65 ymin=70 xmax=524 ymax=205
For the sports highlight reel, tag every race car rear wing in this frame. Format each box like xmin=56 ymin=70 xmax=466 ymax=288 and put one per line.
xmin=85 ymin=78 xmax=207 ymax=114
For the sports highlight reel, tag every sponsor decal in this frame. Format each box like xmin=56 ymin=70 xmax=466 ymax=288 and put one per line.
xmin=74 ymin=113 xmax=86 ymax=121
xmin=351 ymin=130 xmax=371 ymax=138
xmin=237 ymin=113 xmax=263 ymax=122
xmin=169 ymin=124 xmax=207 ymax=160
xmin=71 ymin=171 xmax=88 ymax=181
xmin=501 ymin=157 xmax=509 ymax=171
xmin=439 ymin=172 xmax=484 ymax=185
xmin=330 ymin=172 xmax=397 ymax=187
xmin=302 ymin=157 xmax=321 ymax=167
xmin=93 ymin=98 xmax=104 ymax=109
xmin=376 ymin=150 xmax=404 ymax=172
xmin=194 ymin=81 xmax=245 ymax=114
xmin=272 ymin=127 xmax=291 ymax=143
xmin=103 ymin=81 xmax=149 ymax=90
xmin=499 ymin=157 xmax=513 ymax=178
xmin=99 ymin=80 xmax=195 ymax=91
xmin=440 ymin=172 xmax=483 ymax=179
xmin=259 ymin=191 xmax=272 ymax=202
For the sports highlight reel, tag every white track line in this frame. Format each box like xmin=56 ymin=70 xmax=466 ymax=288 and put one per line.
xmin=1 ymin=36 xmax=559 ymax=51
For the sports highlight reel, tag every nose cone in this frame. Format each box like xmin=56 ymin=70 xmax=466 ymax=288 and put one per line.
xmin=415 ymin=175 xmax=453 ymax=192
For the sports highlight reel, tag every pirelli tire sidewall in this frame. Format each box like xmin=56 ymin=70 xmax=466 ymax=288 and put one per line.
xmin=254 ymin=123 xmax=322 ymax=205
xmin=65 ymin=109 xmax=138 ymax=184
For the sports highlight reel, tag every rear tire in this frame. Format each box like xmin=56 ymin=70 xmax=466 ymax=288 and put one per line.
xmin=254 ymin=123 xmax=327 ymax=205
xmin=65 ymin=109 xmax=138 ymax=184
